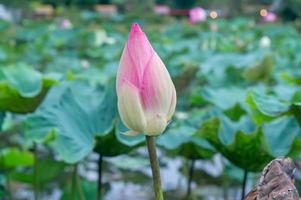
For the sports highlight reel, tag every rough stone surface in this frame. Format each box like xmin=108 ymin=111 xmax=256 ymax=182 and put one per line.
xmin=244 ymin=157 xmax=300 ymax=200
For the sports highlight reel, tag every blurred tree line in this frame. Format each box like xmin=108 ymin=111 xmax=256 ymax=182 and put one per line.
xmin=0 ymin=0 xmax=301 ymax=20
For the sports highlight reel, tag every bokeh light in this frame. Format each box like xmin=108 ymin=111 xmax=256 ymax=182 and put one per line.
xmin=210 ymin=11 xmax=218 ymax=19
xmin=260 ymin=9 xmax=268 ymax=17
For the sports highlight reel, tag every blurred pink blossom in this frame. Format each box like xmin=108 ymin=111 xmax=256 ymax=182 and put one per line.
xmin=210 ymin=23 xmax=218 ymax=32
xmin=262 ymin=12 xmax=277 ymax=22
xmin=60 ymin=19 xmax=72 ymax=29
xmin=154 ymin=5 xmax=170 ymax=15
xmin=189 ymin=7 xmax=207 ymax=24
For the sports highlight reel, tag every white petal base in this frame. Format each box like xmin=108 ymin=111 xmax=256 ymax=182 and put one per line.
xmin=144 ymin=114 xmax=167 ymax=136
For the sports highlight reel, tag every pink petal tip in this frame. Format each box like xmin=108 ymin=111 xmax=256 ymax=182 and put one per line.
xmin=130 ymin=23 xmax=143 ymax=37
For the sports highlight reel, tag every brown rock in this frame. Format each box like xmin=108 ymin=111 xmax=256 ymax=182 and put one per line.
xmin=244 ymin=157 xmax=300 ymax=200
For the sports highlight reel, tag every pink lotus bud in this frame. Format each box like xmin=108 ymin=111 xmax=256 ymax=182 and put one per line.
xmin=116 ymin=23 xmax=176 ymax=136
xmin=189 ymin=7 xmax=207 ymax=24
xmin=262 ymin=12 xmax=277 ymax=22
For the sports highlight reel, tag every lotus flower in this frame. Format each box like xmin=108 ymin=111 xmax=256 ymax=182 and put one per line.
xmin=116 ymin=23 xmax=176 ymax=136
xmin=189 ymin=7 xmax=207 ymax=24
xmin=60 ymin=19 xmax=72 ymax=29
xmin=262 ymin=11 xmax=277 ymax=22
xmin=154 ymin=5 xmax=170 ymax=15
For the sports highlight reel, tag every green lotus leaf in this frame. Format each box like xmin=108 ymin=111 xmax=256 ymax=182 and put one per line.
xmin=10 ymin=159 xmax=66 ymax=185
xmin=175 ymin=138 xmax=215 ymax=160
xmin=281 ymin=71 xmax=301 ymax=85
xmin=0 ymin=148 xmax=34 ymax=169
xmin=246 ymin=90 xmax=291 ymax=124
xmin=198 ymin=112 xmax=301 ymax=172
xmin=264 ymin=116 xmax=301 ymax=157
xmin=243 ymin=53 xmax=273 ymax=83
xmin=197 ymin=117 xmax=273 ymax=172
xmin=94 ymin=120 xmax=144 ymax=157
xmin=114 ymin=119 xmax=145 ymax=147
xmin=24 ymin=80 xmax=143 ymax=163
xmin=25 ymin=88 xmax=95 ymax=163
xmin=190 ymin=87 xmax=247 ymax=121
xmin=224 ymin=103 xmax=247 ymax=121
xmin=61 ymin=179 xmax=97 ymax=200
xmin=0 ymin=64 xmax=57 ymax=113
xmin=157 ymin=109 xmax=216 ymax=160
xmin=25 ymin=81 xmax=117 ymax=163
xmin=158 ymin=125 xmax=215 ymax=160
xmin=198 ymin=50 xmax=266 ymax=86
xmin=287 ymin=138 xmax=301 ymax=158
xmin=201 ymin=87 xmax=247 ymax=110
xmin=158 ymin=125 xmax=196 ymax=150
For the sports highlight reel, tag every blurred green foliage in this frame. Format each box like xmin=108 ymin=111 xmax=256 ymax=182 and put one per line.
xmin=0 ymin=4 xmax=300 ymax=199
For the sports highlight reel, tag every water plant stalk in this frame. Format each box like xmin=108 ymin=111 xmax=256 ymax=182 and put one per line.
xmin=241 ymin=170 xmax=248 ymax=200
xmin=33 ymin=143 xmax=39 ymax=200
xmin=97 ymin=154 xmax=103 ymax=200
xmin=71 ymin=165 xmax=78 ymax=200
xmin=0 ymin=153 xmax=11 ymax=200
xmin=76 ymin=170 xmax=85 ymax=200
xmin=6 ymin=173 xmax=12 ymax=200
xmin=146 ymin=136 xmax=164 ymax=200
xmin=222 ymin=170 xmax=229 ymax=200
xmin=186 ymin=159 xmax=195 ymax=197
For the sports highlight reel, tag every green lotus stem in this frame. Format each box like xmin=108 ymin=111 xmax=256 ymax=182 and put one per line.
xmin=6 ymin=173 xmax=12 ymax=200
xmin=70 ymin=164 xmax=85 ymax=200
xmin=241 ymin=170 xmax=248 ymax=200
xmin=76 ymin=170 xmax=86 ymax=200
xmin=0 ymin=153 xmax=10 ymax=200
xmin=97 ymin=154 xmax=103 ymax=200
xmin=186 ymin=159 xmax=195 ymax=198
xmin=71 ymin=164 xmax=78 ymax=200
xmin=33 ymin=143 xmax=39 ymax=200
xmin=222 ymin=170 xmax=229 ymax=200
xmin=146 ymin=136 xmax=164 ymax=200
